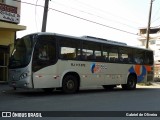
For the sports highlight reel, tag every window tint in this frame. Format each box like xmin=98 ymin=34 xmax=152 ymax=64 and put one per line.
xmin=109 ymin=46 xmax=118 ymax=63
xmin=82 ymin=41 xmax=102 ymax=61
xmin=95 ymin=50 xmax=102 ymax=61
xmin=56 ymin=36 xmax=154 ymax=65
xmin=119 ymin=47 xmax=133 ymax=63
xmin=59 ymin=38 xmax=81 ymax=60
xmin=9 ymin=35 xmax=35 ymax=68
xmin=145 ymin=51 xmax=153 ymax=65
xmin=32 ymin=35 xmax=56 ymax=72
xmin=82 ymin=41 xmax=94 ymax=60
xmin=133 ymin=49 xmax=145 ymax=64
xmin=102 ymin=45 xmax=109 ymax=62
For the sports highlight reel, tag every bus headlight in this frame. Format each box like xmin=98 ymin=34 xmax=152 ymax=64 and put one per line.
xmin=20 ymin=72 xmax=28 ymax=80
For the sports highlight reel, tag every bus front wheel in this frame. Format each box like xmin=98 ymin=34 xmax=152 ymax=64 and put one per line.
xmin=122 ymin=75 xmax=137 ymax=90
xmin=62 ymin=75 xmax=79 ymax=94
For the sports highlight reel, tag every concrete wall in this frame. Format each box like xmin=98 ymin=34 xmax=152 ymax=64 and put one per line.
xmin=0 ymin=30 xmax=15 ymax=54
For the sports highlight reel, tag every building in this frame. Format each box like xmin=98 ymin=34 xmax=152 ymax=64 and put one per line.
xmin=138 ymin=27 xmax=160 ymax=79
xmin=0 ymin=0 xmax=26 ymax=82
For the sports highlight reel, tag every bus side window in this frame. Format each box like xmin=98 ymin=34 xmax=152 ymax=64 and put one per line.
xmin=59 ymin=38 xmax=81 ymax=60
xmin=119 ymin=47 xmax=133 ymax=64
xmin=60 ymin=47 xmax=76 ymax=59
xmin=109 ymin=46 xmax=118 ymax=63
xmin=133 ymin=50 xmax=145 ymax=64
xmin=82 ymin=49 xmax=94 ymax=61
xmin=145 ymin=51 xmax=153 ymax=65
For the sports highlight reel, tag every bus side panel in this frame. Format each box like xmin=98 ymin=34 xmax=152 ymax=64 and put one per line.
xmin=127 ymin=64 xmax=153 ymax=83
xmin=103 ymin=63 xmax=129 ymax=85
xmin=58 ymin=60 xmax=106 ymax=87
xmin=58 ymin=60 xmax=130 ymax=87
xmin=32 ymin=64 xmax=60 ymax=88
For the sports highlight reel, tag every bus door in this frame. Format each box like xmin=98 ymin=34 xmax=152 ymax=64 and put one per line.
xmin=32 ymin=36 xmax=58 ymax=88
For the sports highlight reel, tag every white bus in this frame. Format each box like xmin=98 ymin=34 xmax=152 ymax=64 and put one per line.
xmin=8 ymin=33 xmax=154 ymax=93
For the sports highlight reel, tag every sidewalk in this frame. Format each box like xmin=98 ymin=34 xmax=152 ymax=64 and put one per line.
xmin=137 ymin=82 xmax=160 ymax=88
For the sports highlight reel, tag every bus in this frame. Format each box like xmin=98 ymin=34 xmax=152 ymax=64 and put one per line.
xmin=8 ymin=32 xmax=154 ymax=93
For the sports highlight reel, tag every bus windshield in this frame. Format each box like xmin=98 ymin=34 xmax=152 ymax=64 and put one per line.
xmin=9 ymin=35 xmax=36 ymax=68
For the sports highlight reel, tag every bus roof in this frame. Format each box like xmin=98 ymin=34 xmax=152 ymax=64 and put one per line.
xmin=27 ymin=32 xmax=153 ymax=52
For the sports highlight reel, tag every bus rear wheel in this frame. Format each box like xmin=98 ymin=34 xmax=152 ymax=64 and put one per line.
xmin=122 ymin=75 xmax=137 ymax=90
xmin=62 ymin=75 xmax=79 ymax=94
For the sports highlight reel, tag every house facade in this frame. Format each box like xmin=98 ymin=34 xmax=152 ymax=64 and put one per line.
xmin=0 ymin=0 xmax=26 ymax=82
xmin=138 ymin=27 xmax=160 ymax=79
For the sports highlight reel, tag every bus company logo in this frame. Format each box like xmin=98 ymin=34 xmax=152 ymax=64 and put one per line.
xmin=90 ymin=63 xmax=107 ymax=73
xmin=128 ymin=65 xmax=151 ymax=82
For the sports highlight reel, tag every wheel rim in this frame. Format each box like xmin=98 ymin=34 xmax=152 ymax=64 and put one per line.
xmin=66 ymin=80 xmax=75 ymax=89
xmin=62 ymin=75 xmax=78 ymax=93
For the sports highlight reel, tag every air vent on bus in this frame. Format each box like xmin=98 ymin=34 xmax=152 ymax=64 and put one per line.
xmin=82 ymin=36 xmax=127 ymax=46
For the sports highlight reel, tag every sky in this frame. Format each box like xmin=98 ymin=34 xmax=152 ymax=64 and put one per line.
xmin=17 ymin=0 xmax=160 ymax=46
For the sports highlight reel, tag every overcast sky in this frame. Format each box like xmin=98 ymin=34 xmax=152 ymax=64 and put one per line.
xmin=17 ymin=0 xmax=160 ymax=46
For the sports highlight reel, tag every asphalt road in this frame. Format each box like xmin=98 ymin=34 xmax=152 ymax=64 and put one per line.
xmin=0 ymin=83 xmax=160 ymax=120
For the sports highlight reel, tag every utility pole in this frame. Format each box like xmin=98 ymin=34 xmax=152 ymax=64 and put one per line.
xmin=146 ymin=0 xmax=154 ymax=48
xmin=41 ymin=0 xmax=50 ymax=32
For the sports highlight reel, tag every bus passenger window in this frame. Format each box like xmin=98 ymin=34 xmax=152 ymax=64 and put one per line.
xmin=134 ymin=50 xmax=145 ymax=64
xmin=109 ymin=53 xmax=118 ymax=63
xmin=59 ymin=38 xmax=80 ymax=60
xmin=145 ymin=51 xmax=153 ymax=65
xmin=60 ymin=47 xmax=76 ymax=59
xmin=119 ymin=47 xmax=133 ymax=64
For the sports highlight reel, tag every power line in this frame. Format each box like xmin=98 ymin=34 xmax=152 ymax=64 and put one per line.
xmin=151 ymin=17 xmax=160 ymax=24
xmin=151 ymin=25 xmax=160 ymax=28
xmin=48 ymin=7 xmax=138 ymax=36
xmin=50 ymin=0 xmax=138 ymax=30
xmin=12 ymin=0 xmax=43 ymax=7
xmin=13 ymin=0 xmax=138 ymax=36
xmin=151 ymin=0 xmax=160 ymax=26
xmin=151 ymin=0 xmax=160 ymax=20
xmin=73 ymin=0 xmax=142 ymax=26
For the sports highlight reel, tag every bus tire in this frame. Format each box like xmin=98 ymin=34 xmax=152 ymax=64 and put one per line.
xmin=62 ymin=75 xmax=78 ymax=94
xmin=122 ymin=75 xmax=137 ymax=90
